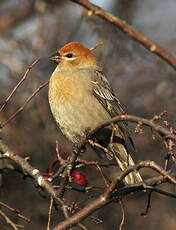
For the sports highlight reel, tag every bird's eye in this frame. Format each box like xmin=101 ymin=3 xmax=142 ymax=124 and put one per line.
xmin=65 ymin=53 xmax=73 ymax=58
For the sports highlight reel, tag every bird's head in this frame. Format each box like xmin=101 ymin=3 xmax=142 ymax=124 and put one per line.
xmin=50 ymin=42 xmax=101 ymax=70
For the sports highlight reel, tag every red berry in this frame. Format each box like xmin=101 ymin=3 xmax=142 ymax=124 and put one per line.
xmin=42 ymin=173 xmax=52 ymax=181
xmin=71 ymin=170 xmax=88 ymax=186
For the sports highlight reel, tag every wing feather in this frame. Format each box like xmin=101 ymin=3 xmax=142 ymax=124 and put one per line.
xmin=91 ymin=70 xmax=135 ymax=153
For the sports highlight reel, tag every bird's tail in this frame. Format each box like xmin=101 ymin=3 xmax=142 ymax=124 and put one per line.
xmin=94 ymin=126 xmax=142 ymax=185
xmin=109 ymin=142 xmax=142 ymax=185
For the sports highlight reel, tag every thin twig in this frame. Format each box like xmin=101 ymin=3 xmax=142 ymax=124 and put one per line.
xmin=141 ymin=190 xmax=153 ymax=216
xmin=75 ymin=159 xmax=111 ymax=188
xmin=88 ymin=139 xmax=113 ymax=160
xmin=119 ymin=200 xmax=125 ymax=230
xmin=145 ymin=186 xmax=176 ymax=199
xmin=93 ymin=163 xmax=109 ymax=188
xmin=57 ymin=151 xmax=79 ymax=199
xmin=47 ymin=198 xmax=54 ymax=230
xmin=56 ymin=140 xmax=66 ymax=165
xmin=0 ymin=58 xmax=40 ymax=113
xmin=89 ymin=42 xmax=103 ymax=51
xmin=2 ymin=81 xmax=49 ymax=127
xmin=113 ymin=161 xmax=176 ymax=186
xmin=78 ymin=223 xmax=88 ymax=230
xmin=0 ymin=210 xmax=18 ymax=230
xmin=164 ymin=138 xmax=174 ymax=171
xmin=0 ymin=201 xmax=30 ymax=223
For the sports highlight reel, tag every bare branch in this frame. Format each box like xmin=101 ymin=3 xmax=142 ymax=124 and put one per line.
xmin=47 ymin=198 xmax=54 ymax=230
xmin=70 ymin=0 xmax=176 ymax=70
xmin=53 ymin=161 xmax=176 ymax=230
xmin=0 ymin=201 xmax=30 ymax=223
xmin=0 ymin=58 xmax=40 ymax=113
xmin=144 ymin=186 xmax=176 ymax=199
xmin=119 ymin=201 xmax=125 ymax=230
xmin=1 ymin=81 xmax=49 ymax=127
xmin=77 ymin=114 xmax=176 ymax=151
xmin=0 ymin=140 xmax=65 ymax=208
xmin=0 ymin=210 xmax=18 ymax=230
xmin=141 ymin=191 xmax=153 ymax=216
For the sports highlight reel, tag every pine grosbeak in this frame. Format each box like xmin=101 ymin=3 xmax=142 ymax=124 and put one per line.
xmin=48 ymin=42 xmax=142 ymax=184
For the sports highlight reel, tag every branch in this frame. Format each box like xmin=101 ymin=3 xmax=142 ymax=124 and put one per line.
xmin=1 ymin=136 xmax=175 ymax=230
xmin=0 ymin=201 xmax=30 ymax=223
xmin=77 ymin=114 xmax=176 ymax=150
xmin=70 ymin=0 xmax=176 ymax=70
xmin=1 ymin=81 xmax=49 ymax=127
xmin=53 ymin=161 xmax=176 ymax=230
xmin=144 ymin=186 xmax=176 ymax=199
xmin=0 ymin=209 xmax=18 ymax=230
xmin=0 ymin=140 xmax=66 ymax=208
xmin=0 ymin=140 xmax=86 ymax=227
xmin=0 ymin=58 xmax=40 ymax=113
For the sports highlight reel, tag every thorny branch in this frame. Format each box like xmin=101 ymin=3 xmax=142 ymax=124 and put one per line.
xmin=70 ymin=0 xmax=176 ymax=70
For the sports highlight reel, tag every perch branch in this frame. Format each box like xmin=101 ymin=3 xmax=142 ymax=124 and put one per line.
xmin=77 ymin=114 xmax=176 ymax=150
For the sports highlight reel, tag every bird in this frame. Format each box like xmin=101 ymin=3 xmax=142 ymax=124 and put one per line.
xmin=48 ymin=42 xmax=142 ymax=184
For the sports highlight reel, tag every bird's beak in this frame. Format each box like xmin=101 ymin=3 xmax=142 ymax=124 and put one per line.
xmin=49 ymin=52 xmax=61 ymax=64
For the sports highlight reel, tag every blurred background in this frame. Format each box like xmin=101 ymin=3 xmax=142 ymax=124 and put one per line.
xmin=0 ymin=0 xmax=176 ymax=229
